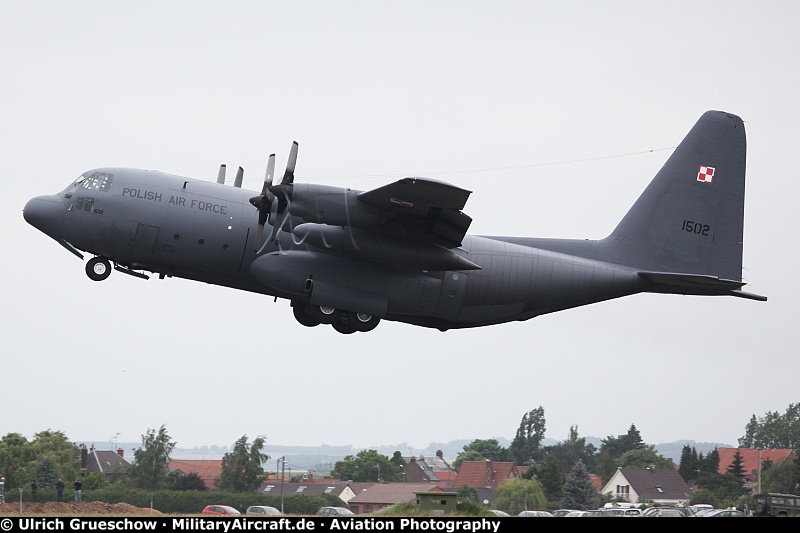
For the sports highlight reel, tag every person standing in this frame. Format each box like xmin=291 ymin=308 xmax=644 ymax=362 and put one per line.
xmin=73 ymin=479 xmax=82 ymax=502
xmin=31 ymin=480 xmax=38 ymax=502
xmin=56 ymin=478 xmax=65 ymax=502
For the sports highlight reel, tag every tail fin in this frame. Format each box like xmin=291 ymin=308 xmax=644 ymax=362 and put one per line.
xmin=603 ymin=111 xmax=748 ymax=284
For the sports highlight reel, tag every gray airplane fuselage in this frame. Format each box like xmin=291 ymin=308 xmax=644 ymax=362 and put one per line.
xmin=24 ymin=111 xmax=765 ymax=333
xmin=29 ymin=167 xmax=646 ymax=330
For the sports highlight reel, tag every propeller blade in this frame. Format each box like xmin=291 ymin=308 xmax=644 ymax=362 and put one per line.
xmin=261 ymin=154 xmax=275 ymax=195
xmin=282 ymin=141 xmax=298 ymax=185
xmin=269 ymin=210 xmax=285 ymax=242
xmin=216 ymin=164 xmax=226 ymax=185
xmin=233 ymin=166 xmax=244 ymax=188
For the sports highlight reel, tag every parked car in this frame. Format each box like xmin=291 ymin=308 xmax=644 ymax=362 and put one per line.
xmin=246 ymin=505 xmax=282 ymax=516
xmin=517 ymin=510 xmax=554 ymax=517
xmin=552 ymin=509 xmax=578 ymax=517
xmin=689 ymin=504 xmax=714 ymax=515
xmin=598 ymin=508 xmax=627 ymax=517
xmin=642 ymin=507 xmax=684 ymax=517
xmin=693 ymin=508 xmax=719 ymax=516
xmin=701 ymin=509 xmax=749 ymax=517
xmin=202 ymin=505 xmax=241 ymax=515
xmin=316 ymin=506 xmax=354 ymax=516
xmin=488 ymin=510 xmax=510 ymax=516
xmin=564 ymin=511 xmax=594 ymax=517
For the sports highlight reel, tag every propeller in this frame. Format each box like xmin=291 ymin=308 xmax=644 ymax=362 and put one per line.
xmin=249 ymin=153 xmax=276 ymax=252
xmin=249 ymin=143 xmax=300 ymax=251
xmin=216 ymin=164 xmax=227 ymax=185
xmin=233 ymin=166 xmax=244 ymax=188
xmin=267 ymin=141 xmax=298 ymax=242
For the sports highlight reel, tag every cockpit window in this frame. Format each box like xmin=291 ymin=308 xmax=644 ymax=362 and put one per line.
xmin=79 ymin=172 xmax=113 ymax=192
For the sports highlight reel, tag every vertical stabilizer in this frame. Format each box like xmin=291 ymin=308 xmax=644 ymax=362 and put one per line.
xmin=602 ymin=111 xmax=746 ymax=282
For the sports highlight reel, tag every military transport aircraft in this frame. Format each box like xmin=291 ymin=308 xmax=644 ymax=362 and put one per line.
xmin=23 ymin=111 xmax=766 ymax=333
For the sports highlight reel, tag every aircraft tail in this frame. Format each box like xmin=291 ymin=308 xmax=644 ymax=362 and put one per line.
xmin=602 ymin=110 xmax=763 ymax=299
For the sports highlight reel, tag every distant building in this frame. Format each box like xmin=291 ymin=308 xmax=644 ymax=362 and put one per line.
xmin=717 ymin=447 xmax=796 ymax=487
xmin=168 ymin=459 xmax=222 ymax=489
xmin=403 ymin=450 xmax=456 ymax=486
xmin=81 ymin=444 xmax=131 ymax=475
xmin=348 ymin=483 xmax=440 ymax=514
xmin=258 ymin=481 xmax=354 ymax=503
xmin=453 ymin=460 xmax=521 ymax=490
xmin=601 ymin=467 xmax=692 ymax=506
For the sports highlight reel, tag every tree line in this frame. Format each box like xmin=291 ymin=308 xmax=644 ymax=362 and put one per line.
xmin=1 ymin=403 xmax=798 ymax=512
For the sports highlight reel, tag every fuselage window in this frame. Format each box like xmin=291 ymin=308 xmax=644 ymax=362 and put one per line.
xmin=80 ymin=172 xmax=114 ymax=192
xmin=76 ymin=196 xmax=94 ymax=213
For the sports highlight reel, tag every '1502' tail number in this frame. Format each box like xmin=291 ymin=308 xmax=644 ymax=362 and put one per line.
xmin=682 ymin=219 xmax=710 ymax=236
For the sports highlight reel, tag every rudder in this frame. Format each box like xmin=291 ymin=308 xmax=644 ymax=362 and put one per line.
xmin=602 ymin=110 xmax=746 ymax=283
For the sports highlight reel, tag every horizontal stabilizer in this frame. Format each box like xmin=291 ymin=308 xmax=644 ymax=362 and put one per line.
xmin=639 ymin=271 xmax=767 ymax=300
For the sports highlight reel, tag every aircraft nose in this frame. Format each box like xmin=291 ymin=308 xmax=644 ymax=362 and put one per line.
xmin=23 ymin=194 xmax=66 ymax=240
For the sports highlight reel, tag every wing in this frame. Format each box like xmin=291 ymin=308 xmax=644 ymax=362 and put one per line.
xmin=357 ymin=177 xmax=472 ymax=248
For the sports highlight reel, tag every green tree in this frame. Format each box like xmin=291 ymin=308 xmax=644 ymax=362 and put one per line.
xmin=623 ymin=424 xmax=645 ymax=451
xmin=678 ymin=445 xmax=699 ymax=482
xmin=30 ymin=430 xmax=80 ymax=485
xmin=761 ymin=457 xmax=799 ymax=494
xmin=389 ymin=451 xmax=405 ymax=470
xmin=456 ymin=485 xmax=480 ymax=504
xmin=453 ymin=439 xmax=513 ymax=471
xmin=168 ymin=471 xmax=207 ymax=491
xmin=726 ymin=449 xmax=746 ymax=479
xmin=699 ymin=448 xmax=720 ymax=473
xmin=491 ymin=478 xmax=546 ymax=512
xmin=216 ymin=435 xmax=269 ymax=492
xmin=695 ymin=472 xmax=746 ymax=505
xmin=538 ymin=454 xmax=564 ymax=503
xmin=595 ymin=451 xmax=618 ymax=485
xmin=619 ymin=448 xmax=674 ymax=469
xmin=452 ymin=450 xmax=485 ymax=472
xmin=560 ymin=460 xmax=596 ymax=510
xmin=128 ymin=425 xmax=176 ymax=490
xmin=600 ymin=424 xmax=645 ymax=460
xmin=509 ymin=407 xmax=546 ymax=466
xmin=0 ymin=433 xmax=36 ymax=489
xmin=81 ymin=472 xmax=108 ymax=490
xmin=32 ymin=457 xmax=59 ymax=489
xmin=332 ymin=450 xmax=402 ymax=482
xmin=541 ymin=425 xmax=596 ymax=474
xmin=739 ymin=403 xmax=800 ymax=453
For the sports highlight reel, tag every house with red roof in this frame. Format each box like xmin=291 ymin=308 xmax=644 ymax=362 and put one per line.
xmin=717 ymin=447 xmax=796 ymax=486
xmin=453 ymin=460 xmax=521 ymax=490
xmin=168 ymin=459 xmax=223 ymax=489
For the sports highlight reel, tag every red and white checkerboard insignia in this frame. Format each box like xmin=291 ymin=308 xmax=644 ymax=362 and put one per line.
xmin=697 ymin=165 xmax=715 ymax=184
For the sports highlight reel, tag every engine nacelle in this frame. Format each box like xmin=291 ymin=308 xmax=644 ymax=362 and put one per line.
xmin=293 ymin=223 xmax=481 ymax=271
xmin=289 ymin=184 xmax=384 ymax=227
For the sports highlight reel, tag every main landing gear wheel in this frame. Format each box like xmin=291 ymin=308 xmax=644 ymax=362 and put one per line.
xmin=307 ymin=304 xmax=338 ymax=324
xmin=332 ymin=318 xmax=357 ymax=334
xmin=292 ymin=302 xmax=320 ymax=327
xmin=345 ymin=311 xmax=380 ymax=332
xmin=86 ymin=257 xmax=112 ymax=281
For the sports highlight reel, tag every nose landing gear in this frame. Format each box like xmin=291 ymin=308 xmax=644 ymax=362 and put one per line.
xmin=85 ymin=257 xmax=112 ymax=281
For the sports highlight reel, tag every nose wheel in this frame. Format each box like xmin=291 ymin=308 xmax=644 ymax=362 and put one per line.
xmin=86 ymin=257 xmax=112 ymax=281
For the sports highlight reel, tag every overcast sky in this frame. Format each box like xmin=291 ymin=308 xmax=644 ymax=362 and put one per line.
xmin=3 ymin=1 xmax=798 ymax=454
